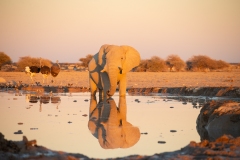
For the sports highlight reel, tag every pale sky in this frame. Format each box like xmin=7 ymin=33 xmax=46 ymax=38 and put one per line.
xmin=0 ymin=0 xmax=240 ymax=63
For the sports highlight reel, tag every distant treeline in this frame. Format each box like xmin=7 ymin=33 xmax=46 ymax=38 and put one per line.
xmin=79 ymin=54 xmax=239 ymax=72
xmin=0 ymin=52 xmax=239 ymax=72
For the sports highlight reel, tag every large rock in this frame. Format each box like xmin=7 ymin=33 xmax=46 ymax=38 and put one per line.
xmin=197 ymin=101 xmax=240 ymax=141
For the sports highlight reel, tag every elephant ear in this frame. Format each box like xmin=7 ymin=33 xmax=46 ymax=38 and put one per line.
xmin=121 ymin=46 xmax=141 ymax=74
xmin=121 ymin=123 xmax=140 ymax=148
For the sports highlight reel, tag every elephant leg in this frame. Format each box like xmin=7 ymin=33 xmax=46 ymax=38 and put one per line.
xmin=89 ymin=77 xmax=97 ymax=96
xmin=100 ymin=72 xmax=110 ymax=102
xmin=118 ymin=74 xmax=127 ymax=97
xmin=89 ymin=95 xmax=97 ymax=116
xmin=99 ymin=89 xmax=104 ymax=102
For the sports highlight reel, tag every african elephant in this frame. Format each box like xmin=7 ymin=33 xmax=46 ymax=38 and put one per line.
xmin=88 ymin=95 xmax=140 ymax=149
xmin=88 ymin=44 xmax=140 ymax=101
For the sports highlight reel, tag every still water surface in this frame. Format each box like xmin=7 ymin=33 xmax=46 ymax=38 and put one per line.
xmin=0 ymin=90 xmax=201 ymax=159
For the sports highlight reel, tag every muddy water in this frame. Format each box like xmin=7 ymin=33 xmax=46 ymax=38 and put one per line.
xmin=0 ymin=90 xmax=202 ymax=159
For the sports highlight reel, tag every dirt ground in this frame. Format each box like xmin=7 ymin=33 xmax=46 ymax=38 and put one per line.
xmin=0 ymin=71 xmax=240 ymax=88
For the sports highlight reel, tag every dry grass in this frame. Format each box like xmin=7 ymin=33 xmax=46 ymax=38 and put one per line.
xmin=0 ymin=71 xmax=240 ymax=88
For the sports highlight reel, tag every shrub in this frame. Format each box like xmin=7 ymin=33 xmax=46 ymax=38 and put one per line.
xmin=215 ymin=60 xmax=229 ymax=69
xmin=187 ymin=55 xmax=230 ymax=71
xmin=79 ymin=54 xmax=93 ymax=68
xmin=146 ymin=56 xmax=167 ymax=72
xmin=17 ymin=56 xmax=52 ymax=71
xmin=0 ymin=52 xmax=12 ymax=70
xmin=166 ymin=54 xmax=186 ymax=71
xmin=188 ymin=55 xmax=215 ymax=71
xmin=135 ymin=59 xmax=148 ymax=72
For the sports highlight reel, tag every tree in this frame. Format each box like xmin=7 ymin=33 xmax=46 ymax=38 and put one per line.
xmin=146 ymin=56 xmax=167 ymax=72
xmin=215 ymin=60 xmax=229 ymax=69
xmin=0 ymin=52 xmax=12 ymax=69
xmin=166 ymin=54 xmax=186 ymax=71
xmin=188 ymin=55 xmax=230 ymax=71
xmin=79 ymin=54 xmax=93 ymax=68
xmin=188 ymin=55 xmax=216 ymax=71
xmin=17 ymin=56 xmax=52 ymax=71
xmin=135 ymin=59 xmax=148 ymax=72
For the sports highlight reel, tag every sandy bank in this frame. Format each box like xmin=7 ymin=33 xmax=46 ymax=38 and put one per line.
xmin=0 ymin=71 xmax=240 ymax=88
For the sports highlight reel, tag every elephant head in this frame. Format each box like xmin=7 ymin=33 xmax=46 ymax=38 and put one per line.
xmin=97 ymin=45 xmax=140 ymax=96
xmin=88 ymin=96 xmax=140 ymax=149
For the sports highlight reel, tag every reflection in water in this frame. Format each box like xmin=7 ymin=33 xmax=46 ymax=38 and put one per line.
xmin=25 ymin=91 xmax=61 ymax=112
xmin=88 ymin=96 xmax=140 ymax=149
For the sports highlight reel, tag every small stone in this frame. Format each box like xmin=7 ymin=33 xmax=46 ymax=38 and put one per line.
xmin=73 ymin=100 xmax=77 ymax=102
xmin=14 ymin=130 xmax=23 ymax=134
xmin=170 ymin=106 xmax=174 ymax=108
xmin=158 ymin=141 xmax=166 ymax=144
xmin=84 ymin=99 xmax=88 ymax=102
xmin=82 ymin=114 xmax=88 ymax=117
xmin=68 ymin=121 xmax=72 ymax=124
xmin=141 ymin=132 xmax=148 ymax=135
xmin=18 ymin=122 xmax=23 ymax=125
xmin=170 ymin=130 xmax=177 ymax=133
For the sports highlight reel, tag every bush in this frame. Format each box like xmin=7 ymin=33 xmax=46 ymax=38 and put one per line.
xmin=79 ymin=54 xmax=93 ymax=68
xmin=135 ymin=60 xmax=148 ymax=72
xmin=188 ymin=55 xmax=213 ymax=71
xmin=146 ymin=56 xmax=167 ymax=72
xmin=187 ymin=55 xmax=229 ymax=71
xmin=0 ymin=52 xmax=12 ymax=70
xmin=135 ymin=56 xmax=167 ymax=72
xmin=215 ymin=60 xmax=229 ymax=69
xmin=17 ymin=56 xmax=52 ymax=71
xmin=166 ymin=54 xmax=186 ymax=71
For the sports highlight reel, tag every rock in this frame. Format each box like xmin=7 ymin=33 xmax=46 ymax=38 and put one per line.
xmin=197 ymin=101 xmax=240 ymax=141
xmin=0 ymin=132 xmax=20 ymax=153
xmin=158 ymin=141 xmax=166 ymax=144
xmin=14 ymin=130 xmax=23 ymax=134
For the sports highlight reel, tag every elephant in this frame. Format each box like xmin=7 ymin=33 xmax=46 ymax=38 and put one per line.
xmin=88 ymin=95 xmax=140 ymax=149
xmin=88 ymin=44 xmax=141 ymax=101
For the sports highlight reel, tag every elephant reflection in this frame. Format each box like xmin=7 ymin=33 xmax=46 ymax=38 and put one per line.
xmin=88 ymin=96 xmax=140 ymax=149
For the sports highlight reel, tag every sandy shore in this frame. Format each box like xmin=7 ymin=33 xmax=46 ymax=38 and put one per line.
xmin=0 ymin=71 xmax=240 ymax=88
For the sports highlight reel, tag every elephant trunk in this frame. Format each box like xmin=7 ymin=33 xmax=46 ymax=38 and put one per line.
xmin=107 ymin=66 xmax=118 ymax=96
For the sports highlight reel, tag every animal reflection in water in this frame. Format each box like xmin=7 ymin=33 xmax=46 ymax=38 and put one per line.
xmin=25 ymin=92 xmax=61 ymax=111
xmin=88 ymin=96 xmax=140 ymax=149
